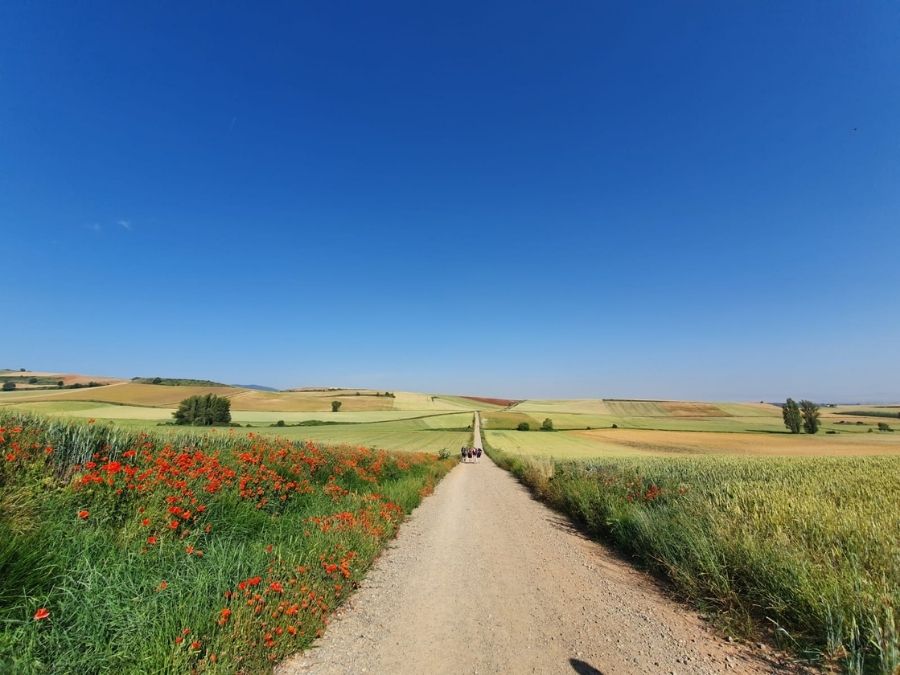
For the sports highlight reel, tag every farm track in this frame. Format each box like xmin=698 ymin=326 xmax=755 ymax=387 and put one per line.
xmin=278 ymin=415 xmax=801 ymax=674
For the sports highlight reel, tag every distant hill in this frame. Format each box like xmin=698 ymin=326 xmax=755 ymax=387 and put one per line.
xmin=131 ymin=377 xmax=230 ymax=387
xmin=0 ymin=369 xmax=123 ymax=390
xmin=232 ymin=384 xmax=279 ymax=392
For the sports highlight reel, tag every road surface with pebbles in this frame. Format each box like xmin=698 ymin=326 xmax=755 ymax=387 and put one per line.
xmin=278 ymin=414 xmax=801 ymax=675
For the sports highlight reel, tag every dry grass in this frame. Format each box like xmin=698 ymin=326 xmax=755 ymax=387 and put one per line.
xmin=658 ymin=401 xmax=728 ymax=417
xmin=3 ymin=385 xmax=398 ymax=413
xmin=227 ymin=390 xmax=394 ymax=412
xmin=30 ymin=383 xmax=243 ymax=407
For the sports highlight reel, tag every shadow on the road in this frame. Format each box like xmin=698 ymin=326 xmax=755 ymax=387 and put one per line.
xmin=746 ymin=429 xmax=793 ymax=434
xmin=569 ymin=657 xmax=604 ymax=674
xmin=544 ymin=512 xmax=587 ymax=539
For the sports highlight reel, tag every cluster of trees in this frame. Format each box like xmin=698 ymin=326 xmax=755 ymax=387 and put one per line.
xmin=2 ymin=378 xmax=95 ymax=391
xmin=173 ymin=394 xmax=232 ymax=426
xmin=516 ymin=418 xmax=554 ymax=431
xmin=782 ymin=398 xmax=820 ymax=434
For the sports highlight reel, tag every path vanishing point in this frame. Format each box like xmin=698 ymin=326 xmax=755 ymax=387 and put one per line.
xmin=277 ymin=413 xmax=800 ymax=675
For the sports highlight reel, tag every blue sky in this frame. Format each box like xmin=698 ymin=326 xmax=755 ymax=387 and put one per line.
xmin=2 ymin=1 xmax=898 ymax=401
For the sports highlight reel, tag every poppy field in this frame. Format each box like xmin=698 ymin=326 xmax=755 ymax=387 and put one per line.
xmin=0 ymin=410 xmax=454 ymax=673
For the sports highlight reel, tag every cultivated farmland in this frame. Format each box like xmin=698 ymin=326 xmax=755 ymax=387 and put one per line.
xmin=3 ymin=380 xmax=899 ymax=671
xmin=0 ymin=380 xmax=477 ymax=455
xmin=480 ymin=398 xmax=900 ymax=672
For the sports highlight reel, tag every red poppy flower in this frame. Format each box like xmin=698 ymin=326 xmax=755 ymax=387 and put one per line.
xmin=33 ymin=607 xmax=50 ymax=621
xmin=77 ymin=510 xmax=89 ymax=520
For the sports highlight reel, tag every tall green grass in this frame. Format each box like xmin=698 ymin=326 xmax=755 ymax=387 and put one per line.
xmin=0 ymin=410 xmax=453 ymax=673
xmin=485 ymin=441 xmax=899 ymax=673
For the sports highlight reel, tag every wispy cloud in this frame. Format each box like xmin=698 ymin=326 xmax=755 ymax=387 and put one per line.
xmin=117 ymin=219 xmax=132 ymax=230
xmin=87 ymin=223 xmax=102 ymax=232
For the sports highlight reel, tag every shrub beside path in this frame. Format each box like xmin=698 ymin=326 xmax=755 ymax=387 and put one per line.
xmin=277 ymin=414 xmax=800 ymax=674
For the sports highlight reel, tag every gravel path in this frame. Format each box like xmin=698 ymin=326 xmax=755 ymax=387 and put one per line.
xmin=277 ymin=414 xmax=800 ymax=675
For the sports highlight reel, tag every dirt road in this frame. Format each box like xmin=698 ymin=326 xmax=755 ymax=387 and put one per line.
xmin=278 ymin=414 xmax=793 ymax=674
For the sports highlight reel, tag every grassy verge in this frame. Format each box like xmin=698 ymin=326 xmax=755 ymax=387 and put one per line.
xmin=0 ymin=411 xmax=453 ymax=673
xmin=483 ymin=439 xmax=899 ymax=673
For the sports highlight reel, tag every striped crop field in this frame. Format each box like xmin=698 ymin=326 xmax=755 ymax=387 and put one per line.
xmin=0 ymin=383 xmax=243 ymax=408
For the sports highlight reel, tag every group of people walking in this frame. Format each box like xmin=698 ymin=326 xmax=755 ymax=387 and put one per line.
xmin=460 ymin=446 xmax=482 ymax=463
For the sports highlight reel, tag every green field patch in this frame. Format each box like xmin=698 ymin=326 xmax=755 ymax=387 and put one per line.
xmin=714 ymin=402 xmax=782 ymax=417
xmin=480 ymin=411 xmax=540 ymax=430
xmin=251 ymin=425 xmax=471 ymax=453
xmin=4 ymin=401 xmax=174 ymax=420
xmin=486 ymin=424 xmax=900 ymax=459
xmin=230 ymin=410 xmax=460 ymax=425
xmin=418 ymin=412 xmax=474 ymax=429
xmin=485 ymin=430 xmax=640 ymax=458
xmin=106 ymin=417 xmax=471 ymax=454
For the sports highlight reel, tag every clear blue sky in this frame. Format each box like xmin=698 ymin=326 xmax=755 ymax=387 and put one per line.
xmin=2 ymin=1 xmax=898 ymax=401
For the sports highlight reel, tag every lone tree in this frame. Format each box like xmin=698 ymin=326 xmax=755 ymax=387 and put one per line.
xmin=516 ymin=421 xmax=530 ymax=431
xmin=799 ymin=400 xmax=820 ymax=434
xmin=2 ymin=382 xmax=15 ymax=391
xmin=331 ymin=400 xmax=342 ymax=412
xmin=541 ymin=418 xmax=554 ymax=431
xmin=782 ymin=398 xmax=802 ymax=434
xmin=173 ymin=394 xmax=231 ymax=426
